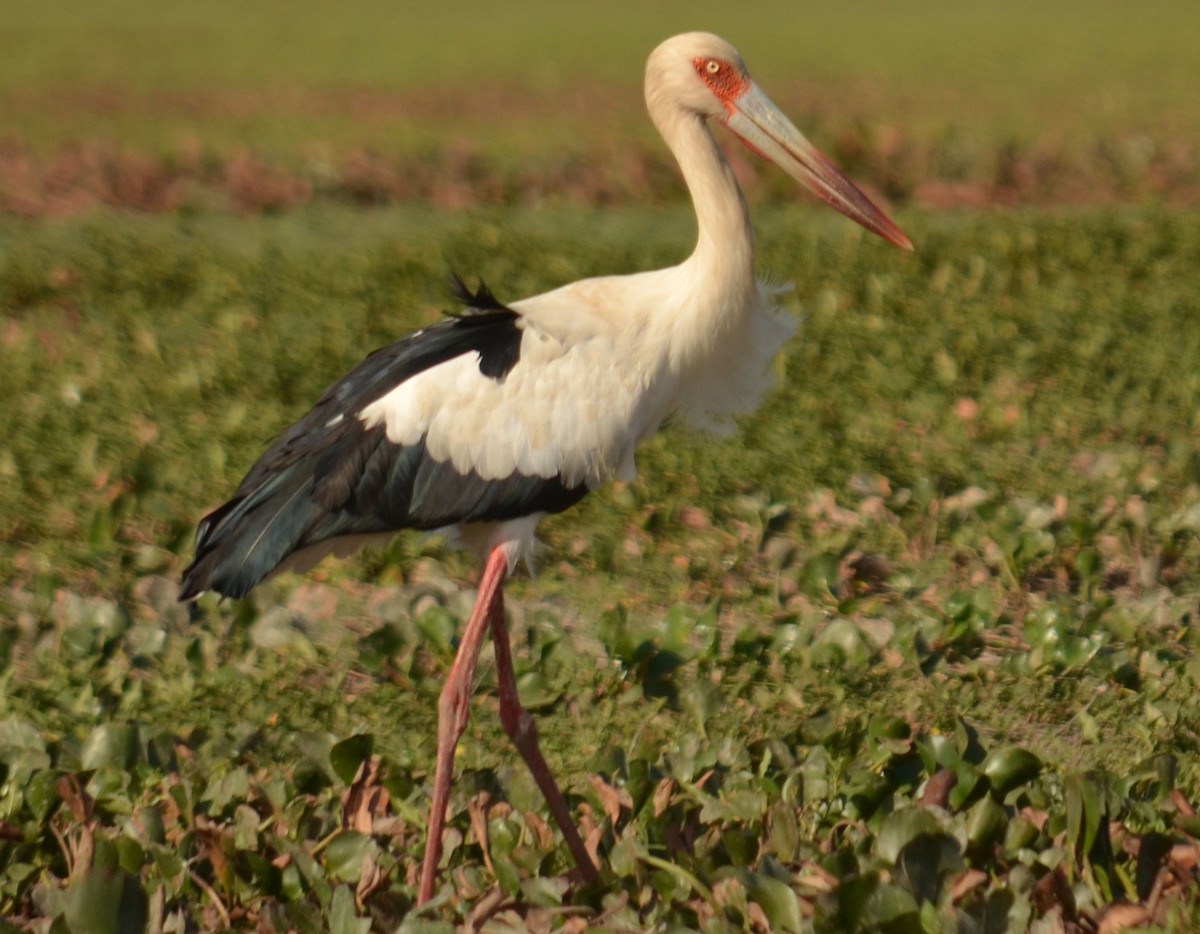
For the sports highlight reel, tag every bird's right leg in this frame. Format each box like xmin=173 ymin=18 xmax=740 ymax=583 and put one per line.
xmin=486 ymin=570 xmax=600 ymax=885
xmin=417 ymin=547 xmax=508 ymax=906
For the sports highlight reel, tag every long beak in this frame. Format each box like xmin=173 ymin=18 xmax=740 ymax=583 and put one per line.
xmin=725 ymin=82 xmax=913 ymax=251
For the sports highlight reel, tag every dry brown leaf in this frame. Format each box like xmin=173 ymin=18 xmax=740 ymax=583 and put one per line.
xmin=1021 ymin=805 xmax=1050 ymax=833
xmin=1170 ymin=788 xmax=1196 ymax=818
xmin=795 ymin=860 xmax=839 ymax=894
xmin=747 ymin=901 xmax=771 ymax=932
xmin=1095 ymin=903 xmax=1153 ymax=934
xmin=524 ymin=810 xmax=553 ymax=851
xmin=1167 ymin=842 xmax=1200 ymax=872
xmin=1031 ymin=866 xmax=1076 ymax=921
xmin=527 ymin=906 xmax=568 ymax=934
xmin=464 ymin=885 xmax=508 ymax=934
xmin=652 ymin=777 xmax=677 ymax=817
xmin=355 ymin=851 xmax=385 ymax=903
xmin=1038 ymin=906 xmax=1068 ymax=934
xmin=711 ymin=875 xmax=747 ymax=911
xmin=340 ymin=756 xmax=389 ymax=835
xmin=588 ymin=773 xmax=632 ymax=827
xmin=462 ymin=793 xmax=496 ymax=884
xmin=485 ymin=908 xmax=541 ymax=932
xmin=491 ymin=800 xmax=513 ymax=819
xmin=949 ymin=868 xmax=988 ymax=904
xmin=586 ymin=891 xmax=630 ymax=928
xmin=56 ymin=774 xmax=93 ymax=823
xmin=63 ymin=823 xmax=94 ymax=882
xmin=920 ymin=769 xmax=958 ymax=809
xmin=192 ymin=818 xmax=230 ymax=887
xmin=574 ymin=803 xmax=603 ymax=868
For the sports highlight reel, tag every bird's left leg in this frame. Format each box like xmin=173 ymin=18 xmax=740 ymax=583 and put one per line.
xmin=486 ymin=571 xmax=600 ymax=885
xmin=417 ymin=546 xmax=508 ymax=905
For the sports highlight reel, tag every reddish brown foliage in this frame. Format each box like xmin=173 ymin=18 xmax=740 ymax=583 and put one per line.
xmin=1 ymin=122 xmax=1197 ymax=217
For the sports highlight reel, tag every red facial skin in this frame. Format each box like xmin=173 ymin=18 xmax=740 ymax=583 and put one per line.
xmin=693 ymin=57 xmax=749 ymax=115
xmin=694 ymin=56 xmax=770 ymax=157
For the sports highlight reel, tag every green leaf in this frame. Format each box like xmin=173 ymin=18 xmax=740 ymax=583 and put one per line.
xmin=133 ymin=805 xmax=165 ymax=845
xmin=79 ymin=723 xmax=140 ymax=771
xmin=965 ymin=795 xmax=1007 ymax=849
xmin=744 ymin=873 xmax=804 ymax=933
xmin=282 ymin=899 xmax=327 ymax=934
xmin=948 ymin=759 xmax=986 ymax=810
xmin=916 ymin=732 xmax=959 ymax=774
xmin=896 ymin=832 xmax=963 ymax=904
xmin=24 ymin=768 xmax=63 ymax=822
xmin=356 ymin=623 xmax=406 ymax=675
xmin=414 ymin=605 xmax=456 ymax=653
xmin=1003 ymin=815 xmax=1041 ymax=855
xmin=680 ymin=680 xmax=722 ymax=738
xmin=862 ymin=881 xmax=920 ymax=928
xmin=766 ymin=798 xmax=800 ymax=861
xmin=812 ymin=618 xmax=870 ymax=667
xmin=395 ymin=918 xmax=457 ymax=934
xmin=243 ymin=851 xmax=282 ymax=897
xmin=328 ymin=885 xmax=370 ymax=934
xmin=63 ymin=869 xmax=147 ymax=934
xmin=114 ymin=836 xmax=144 ymax=875
xmin=293 ymin=733 xmax=338 ymax=790
xmin=982 ymin=746 xmax=1041 ymax=795
xmin=721 ymin=826 xmax=759 ymax=867
xmin=493 ymin=851 xmax=521 ymax=894
xmin=844 ymin=771 xmax=891 ymax=821
xmin=324 ymin=832 xmax=377 ymax=883
xmin=801 ymin=551 xmax=841 ymax=596
xmin=1175 ymin=814 xmax=1200 ymax=839
xmin=520 ymin=875 xmax=570 ymax=907
xmin=608 ymin=828 xmax=646 ymax=878
xmin=0 ymin=718 xmax=49 ymax=771
xmin=329 ymin=734 xmax=374 ymax=785
xmin=1065 ymin=774 xmax=1104 ymax=860
xmin=202 ymin=766 xmax=250 ymax=813
xmin=875 ymin=807 xmax=957 ymax=864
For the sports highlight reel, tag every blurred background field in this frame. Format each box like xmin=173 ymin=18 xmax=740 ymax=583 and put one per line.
xmin=3 ymin=2 xmax=1200 ymax=931
xmin=1 ymin=0 xmax=1198 ymax=212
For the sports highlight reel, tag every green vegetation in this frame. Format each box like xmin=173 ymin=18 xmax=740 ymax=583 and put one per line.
xmin=4 ymin=0 xmax=1199 ymax=148
xmin=2 ymin=205 xmax=1199 ymax=930
xmin=3 ymin=1 xmax=1200 ymax=930
xmin=2 ymin=0 xmax=1198 ymax=211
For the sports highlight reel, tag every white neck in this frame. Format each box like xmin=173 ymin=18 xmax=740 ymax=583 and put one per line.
xmin=649 ymin=96 xmax=757 ymax=316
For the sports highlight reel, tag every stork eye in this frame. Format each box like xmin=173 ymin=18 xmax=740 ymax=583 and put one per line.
xmin=693 ymin=55 xmax=747 ymax=102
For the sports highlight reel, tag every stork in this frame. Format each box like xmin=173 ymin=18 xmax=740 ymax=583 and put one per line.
xmin=180 ymin=32 xmax=912 ymax=904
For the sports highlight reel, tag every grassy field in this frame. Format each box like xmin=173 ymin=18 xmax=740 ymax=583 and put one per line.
xmin=4 ymin=0 xmax=1199 ymax=145
xmin=2 ymin=0 xmax=1199 ymax=214
xmin=3 ymin=2 xmax=1200 ymax=932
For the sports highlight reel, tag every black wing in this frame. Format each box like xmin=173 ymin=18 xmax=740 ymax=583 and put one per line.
xmin=179 ymin=281 xmax=588 ymax=601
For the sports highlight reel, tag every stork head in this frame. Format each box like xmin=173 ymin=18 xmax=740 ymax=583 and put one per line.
xmin=646 ymin=32 xmax=912 ymax=251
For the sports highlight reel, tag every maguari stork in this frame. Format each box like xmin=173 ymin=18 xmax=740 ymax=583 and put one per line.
xmin=180 ymin=32 xmax=912 ymax=903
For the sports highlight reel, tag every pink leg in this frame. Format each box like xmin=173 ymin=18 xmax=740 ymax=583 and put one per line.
xmin=486 ymin=571 xmax=600 ymax=885
xmin=417 ymin=547 xmax=508 ymax=906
